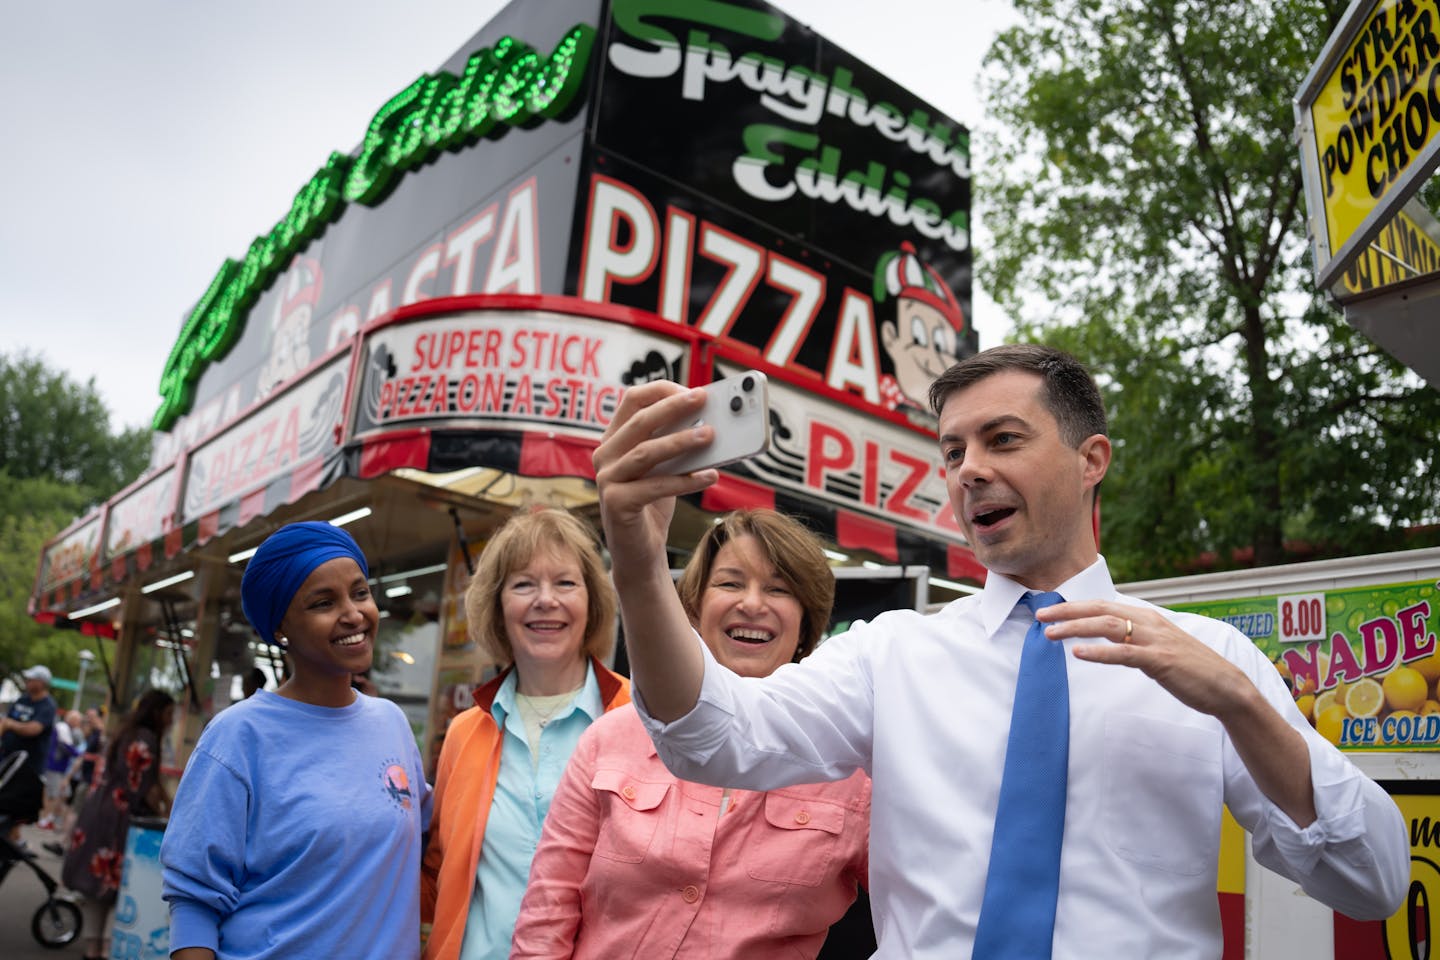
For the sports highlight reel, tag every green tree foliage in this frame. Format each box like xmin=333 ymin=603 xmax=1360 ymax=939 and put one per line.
xmin=0 ymin=352 xmax=151 ymax=688
xmin=981 ymin=0 xmax=1440 ymax=580
xmin=0 ymin=352 xmax=151 ymax=493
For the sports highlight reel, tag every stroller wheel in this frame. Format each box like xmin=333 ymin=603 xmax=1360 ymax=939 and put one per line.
xmin=31 ymin=897 xmax=82 ymax=948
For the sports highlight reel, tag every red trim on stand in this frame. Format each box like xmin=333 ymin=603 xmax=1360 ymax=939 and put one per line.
xmin=289 ymin=456 xmax=326 ymax=501
xmin=946 ymin=544 xmax=987 ymax=584
xmin=1218 ymin=892 xmax=1245 ymax=960
xmin=136 ymin=541 xmax=153 ymax=572
xmin=29 ymin=609 xmax=115 ymax=639
xmin=700 ymin=474 xmax=776 ymax=513
xmin=197 ymin=512 xmax=220 ymax=546
xmin=164 ymin=527 xmax=183 ymax=559
xmin=237 ymin=488 xmax=266 ymax=528
xmin=373 ymin=293 xmax=705 ymax=353
xmin=360 ymin=430 xmax=431 ymax=478
xmin=1331 ymin=912 xmax=1385 ymax=960
xmin=836 ymin=510 xmax=898 ymax=562
xmin=367 ymin=295 xmax=930 ymax=437
xmin=518 ymin=433 xmax=598 ymax=479
xmin=110 ymin=556 xmax=126 ymax=582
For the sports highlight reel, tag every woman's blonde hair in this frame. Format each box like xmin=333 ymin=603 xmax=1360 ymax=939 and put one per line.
xmin=465 ymin=508 xmax=617 ymax=667
xmin=675 ymin=509 xmax=835 ymax=660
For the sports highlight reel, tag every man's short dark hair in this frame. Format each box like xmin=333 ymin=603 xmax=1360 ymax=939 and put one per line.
xmin=928 ymin=344 xmax=1108 ymax=448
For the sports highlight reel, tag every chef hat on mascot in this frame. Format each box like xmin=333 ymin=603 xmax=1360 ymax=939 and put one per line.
xmin=872 ymin=242 xmax=966 ymax=334
xmin=272 ymin=256 xmax=323 ymax=332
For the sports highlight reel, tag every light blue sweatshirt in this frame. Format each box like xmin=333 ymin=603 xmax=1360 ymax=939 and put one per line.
xmin=161 ymin=690 xmax=431 ymax=959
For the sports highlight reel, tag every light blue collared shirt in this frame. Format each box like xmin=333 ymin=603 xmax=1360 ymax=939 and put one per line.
xmin=459 ymin=662 xmax=604 ymax=960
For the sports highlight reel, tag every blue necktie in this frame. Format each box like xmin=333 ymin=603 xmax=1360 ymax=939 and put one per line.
xmin=973 ymin=591 xmax=1068 ymax=960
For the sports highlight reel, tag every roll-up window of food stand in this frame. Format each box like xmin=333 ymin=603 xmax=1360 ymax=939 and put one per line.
xmin=1296 ymin=0 xmax=1440 ymax=388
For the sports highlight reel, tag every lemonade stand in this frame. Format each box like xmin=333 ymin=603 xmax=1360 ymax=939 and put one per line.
xmin=1123 ymin=546 xmax=1440 ymax=960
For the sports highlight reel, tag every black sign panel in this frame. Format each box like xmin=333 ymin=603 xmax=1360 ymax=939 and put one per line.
xmin=585 ymin=0 xmax=973 ymax=417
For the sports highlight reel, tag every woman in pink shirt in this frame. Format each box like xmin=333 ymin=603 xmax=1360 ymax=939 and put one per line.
xmin=511 ymin=509 xmax=870 ymax=959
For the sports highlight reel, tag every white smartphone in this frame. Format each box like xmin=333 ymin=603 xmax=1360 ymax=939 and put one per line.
xmin=647 ymin=371 xmax=770 ymax=476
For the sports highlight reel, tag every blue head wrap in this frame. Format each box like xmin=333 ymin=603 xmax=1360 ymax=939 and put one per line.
xmin=240 ymin=522 xmax=370 ymax=642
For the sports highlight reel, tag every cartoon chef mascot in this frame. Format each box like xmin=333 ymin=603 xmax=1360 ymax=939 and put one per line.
xmin=256 ymin=256 xmax=323 ymax=400
xmin=874 ymin=241 xmax=969 ymax=415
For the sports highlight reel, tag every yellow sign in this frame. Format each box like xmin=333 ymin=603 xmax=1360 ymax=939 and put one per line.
xmin=1338 ymin=199 xmax=1440 ymax=296
xmin=1385 ymin=793 xmax=1440 ymax=959
xmin=1217 ymin=806 xmax=1245 ymax=895
xmin=1307 ymin=0 xmax=1440 ymax=264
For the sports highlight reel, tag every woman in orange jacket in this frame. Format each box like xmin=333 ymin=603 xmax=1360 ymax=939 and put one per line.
xmin=510 ymin=509 xmax=870 ymax=958
xmin=421 ymin=508 xmax=630 ymax=960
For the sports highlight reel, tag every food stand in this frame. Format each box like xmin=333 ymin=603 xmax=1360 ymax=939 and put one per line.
xmin=28 ymin=0 xmax=980 ymax=783
xmin=1126 ymin=550 xmax=1440 ymax=959
xmin=1288 ymin=2 xmax=1440 ymax=951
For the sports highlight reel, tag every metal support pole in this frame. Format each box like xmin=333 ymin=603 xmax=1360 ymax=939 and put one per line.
xmin=73 ymin=649 xmax=95 ymax=710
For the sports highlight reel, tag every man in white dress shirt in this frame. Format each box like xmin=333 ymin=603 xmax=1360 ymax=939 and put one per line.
xmin=592 ymin=344 xmax=1408 ymax=959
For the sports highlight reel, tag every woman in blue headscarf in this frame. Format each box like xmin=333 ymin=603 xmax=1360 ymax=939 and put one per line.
xmin=160 ymin=522 xmax=432 ymax=960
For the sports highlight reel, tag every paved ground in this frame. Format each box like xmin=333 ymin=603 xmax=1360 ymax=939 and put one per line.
xmin=1 ymin=821 xmax=88 ymax=959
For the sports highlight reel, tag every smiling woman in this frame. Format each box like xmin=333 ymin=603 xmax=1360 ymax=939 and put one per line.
xmin=272 ymin=557 xmax=378 ymax=704
xmin=420 ymin=508 xmax=631 ymax=960
xmin=159 ymin=522 xmax=432 ymax=960
xmin=511 ymin=509 xmax=872 ymax=960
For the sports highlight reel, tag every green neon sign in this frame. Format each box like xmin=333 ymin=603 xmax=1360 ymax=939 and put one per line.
xmin=154 ymin=24 xmax=595 ymax=431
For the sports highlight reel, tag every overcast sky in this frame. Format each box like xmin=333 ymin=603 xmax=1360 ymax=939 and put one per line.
xmin=0 ymin=0 xmax=1017 ymax=432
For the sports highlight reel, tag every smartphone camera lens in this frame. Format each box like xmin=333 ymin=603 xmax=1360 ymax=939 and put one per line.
xmin=730 ymin=396 xmax=743 ymax=412
xmin=741 ymin=375 xmax=755 ymax=392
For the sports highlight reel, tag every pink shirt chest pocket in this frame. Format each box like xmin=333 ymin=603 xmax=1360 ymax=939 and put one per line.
xmin=590 ymin=766 xmax=672 ymax=864
xmin=744 ymin=792 xmax=848 ymax=887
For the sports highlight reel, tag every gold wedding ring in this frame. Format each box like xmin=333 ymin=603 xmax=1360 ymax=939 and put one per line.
xmin=1123 ymin=618 xmax=1133 ymax=643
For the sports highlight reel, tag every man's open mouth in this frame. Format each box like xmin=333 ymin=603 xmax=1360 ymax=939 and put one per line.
xmin=971 ymin=507 xmax=1016 ymax=530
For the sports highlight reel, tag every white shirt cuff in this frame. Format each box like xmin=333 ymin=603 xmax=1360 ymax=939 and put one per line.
xmin=633 ymin=631 xmax=738 ymax=767
xmin=1257 ymin=739 xmax=1372 ymax=875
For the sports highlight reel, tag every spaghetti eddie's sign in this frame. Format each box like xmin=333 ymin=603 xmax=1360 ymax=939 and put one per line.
xmin=149 ymin=0 xmax=972 ymax=473
xmin=587 ymin=0 xmax=975 ymax=413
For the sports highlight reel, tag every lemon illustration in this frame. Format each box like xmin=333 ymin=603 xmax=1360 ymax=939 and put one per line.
xmin=1343 ymin=678 xmax=1384 ymax=719
xmin=1412 ymin=648 xmax=1440 ymax=686
xmin=1315 ymin=705 xmax=1349 ymax=745
xmin=1294 ymin=694 xmax=1315 ymax=721
xmin=1383 ymin=667 xmax=1428 ymax=714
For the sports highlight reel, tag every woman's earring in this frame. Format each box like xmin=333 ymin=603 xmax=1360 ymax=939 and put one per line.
xmin=274 ymin=634 xmax=288 ymax=648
